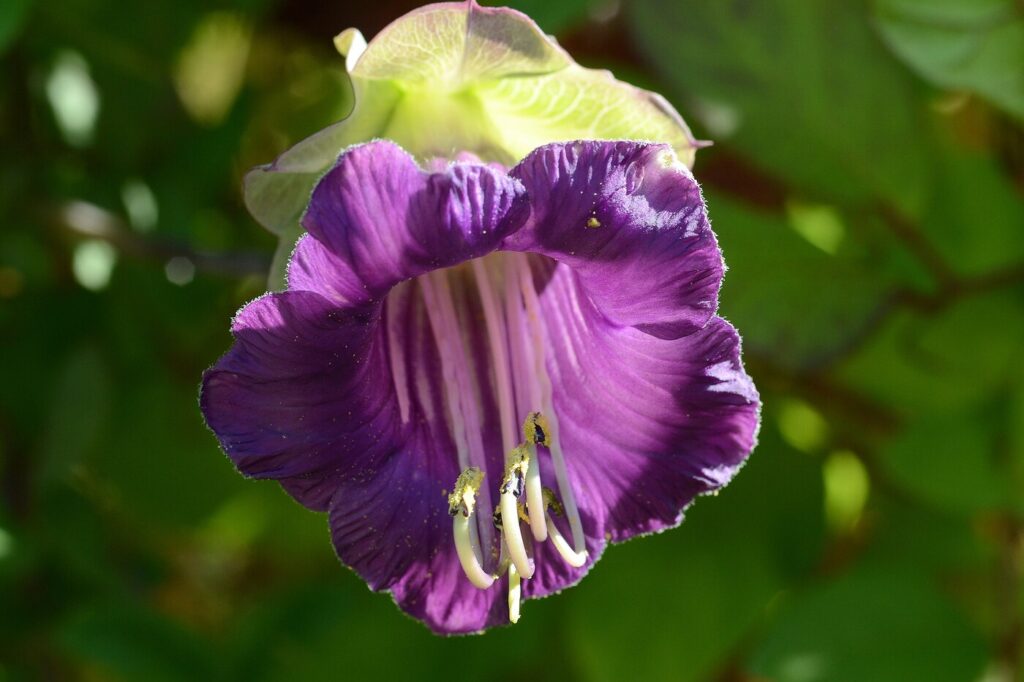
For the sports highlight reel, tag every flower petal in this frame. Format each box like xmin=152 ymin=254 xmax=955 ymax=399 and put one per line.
xmin=204 ymin=280 xmax=507 ymax=634
xmin=522 ymin=262 xmax=759 ymax=597
xmin=507 ymin=140 xmax=723 ymax=339
xmin=199 ymin=290 xmax=401 ymax=510
xmin=327 ymin=430 xmax=507 ymax=635
xmin=289 ymin=140 xmax=527 ymax=307
xmin=322 ymin=277 xmax=509 ymax=634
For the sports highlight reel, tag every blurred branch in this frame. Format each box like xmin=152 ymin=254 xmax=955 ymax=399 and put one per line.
xmin=876 ymin=203 xmax=958 ymax=288
xmin=811 ymin=260 xmax=1024 ymax=369
xmin=51 ymin=200 xmax=271 ymax=278
xmin=875 ymin=202 xmax=1024 ymax=314
xmin=746 ymin=353 xmax=900 ymax=437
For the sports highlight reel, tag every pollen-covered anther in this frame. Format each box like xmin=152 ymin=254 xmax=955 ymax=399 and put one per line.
xmin=499 ymin=446 xmax=535 ymax=579
xmin=541 ymin=486 xmax=564 ymax=516
xmin=448 ymin=467 xmax=495 ymax=589
xmin=523 ymin=411 xmax=550 ymax=447
xmin=493 ymin=497 xmax=532 ymax=528
xmin=521 ymin=413 xmax=549 ymax=541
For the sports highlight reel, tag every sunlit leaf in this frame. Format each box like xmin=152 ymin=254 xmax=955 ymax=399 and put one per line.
xmin=881 ymin=410 xmax=1009 ymax=514
xmin=628 ymin=0 xmax=931 ymax=213
xmin=873 ymin=0 xmax=1024 ymax=120
xmin=712 ymin=194 xmax=889 ymax=370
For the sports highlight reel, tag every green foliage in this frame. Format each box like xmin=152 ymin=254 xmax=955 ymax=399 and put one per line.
xmin=629 ymin=0 xmax=932 ymax=213
xmin=58 ymin=603 xmax=219 ymax=682
xmin=1 ymin=0 xmax=1022 ymax=679
xmin=0 ymin=0 xmax=31 ymax=54
xmin=710 ymin=193 xmax=889 ymax=370
xmin=568 ymin=431 xmax=824 ymax=681
xmin=873 ymin=0 xmax=1024 ymax=120
xmin=749 ymin=568 xmax=988 ymax=682
xmin=881 ymin=410 xmax=1010 ymax=514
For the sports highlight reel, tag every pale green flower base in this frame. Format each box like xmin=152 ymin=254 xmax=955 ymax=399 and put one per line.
xmin=244 ymin=1 xmax=701 ymax=289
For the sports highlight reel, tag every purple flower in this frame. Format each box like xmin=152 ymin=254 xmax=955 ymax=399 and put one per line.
xmin=201 ymin=139 xmax=760 ymax=634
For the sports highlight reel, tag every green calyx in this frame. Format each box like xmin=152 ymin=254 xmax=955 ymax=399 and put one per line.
xmin=247 ymin=1 xmax=701 ymax=288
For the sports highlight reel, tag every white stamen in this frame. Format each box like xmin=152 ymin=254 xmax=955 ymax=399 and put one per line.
xmin=507 ymin=563 xmax=522 ymax=623
xmin=523 ymin=442 xmax=547 ymax=541
xmin=449 ymin=468 xmax=495 ymax=589
xmin=419 ymin=277 xmax=471 ymax=472
xmin=454 ymin=512 xmax=496 ymax=589
xmin=503 ymin=254 xmax=539 ymax=417
xmin=545 ymin=511 xmax=588 ymax=568
xmin=471 ymin=258 xmax=517 ymax=454
xmin=429 ymin=253 xmax=594 ymax=613
xmin=518 ymin=263 xmax=587 ymax=555
xmin=503 ymin=259 xmax=549 ymax=541
xmin=500 ymin=488 xmax=534 ymax=579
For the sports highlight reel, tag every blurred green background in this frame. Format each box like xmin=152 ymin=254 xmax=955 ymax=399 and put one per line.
xmin=1 ymin=0 xmax=1023 ymax=679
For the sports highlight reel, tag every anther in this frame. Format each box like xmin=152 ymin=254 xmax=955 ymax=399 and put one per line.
xmin=542 ymin=486 xmax=564 ymax=516
xmin=522 ymin=414 xmax=549 ymax=541
xmin=523 ymin=412 xmax=550 ymax=447
xmin=448 ymin=468 xmax=495 ymax=589
xmin=499 ymin=447 xmax=534 ymax=579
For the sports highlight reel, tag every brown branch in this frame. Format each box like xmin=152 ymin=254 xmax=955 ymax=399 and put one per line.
xmin=876 ymin=203 xmax=958 ymax=289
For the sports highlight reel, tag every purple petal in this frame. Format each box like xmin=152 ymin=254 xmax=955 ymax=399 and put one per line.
xmin=325 ymin=280 xmax=510 ymax=634
xmin=506 ymin=140 xmax=723 ymax=339
xmin=200 ymin=290 xmax=401 ymax=510
xmin=327 ymin=428 xmax=507 ymax=634
xmin=290 ymin=140 xmax=528 ymax=307
xmin=523 ymin=262 xmax=759 ymax=597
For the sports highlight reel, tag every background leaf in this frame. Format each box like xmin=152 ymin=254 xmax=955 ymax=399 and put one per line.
xmin=0 ymin=0 xmax=31 ymax=54
xmin=747 ymin=568 xmax=988 ymax=682
xmin=873 ymin=0 xmax=1024 ymax=120
xmin=628 ymin=0 xmax=932 ymax=213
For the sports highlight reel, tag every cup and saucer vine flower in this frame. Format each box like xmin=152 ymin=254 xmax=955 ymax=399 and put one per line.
xmin=201 ymin=1 xmax=760 ymax=635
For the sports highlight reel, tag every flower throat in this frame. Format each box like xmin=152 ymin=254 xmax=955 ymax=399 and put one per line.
xmin=385 ymin=251 xmax=587 ymax=624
